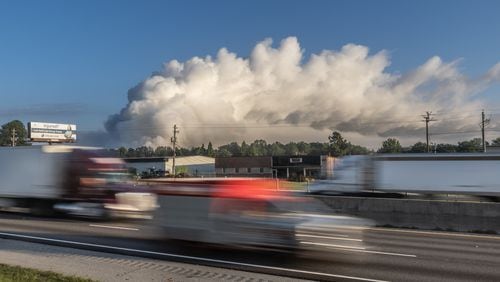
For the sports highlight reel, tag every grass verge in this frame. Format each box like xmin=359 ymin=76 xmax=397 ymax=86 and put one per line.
xmin=0 ymin=263 xmax=94 ymax=282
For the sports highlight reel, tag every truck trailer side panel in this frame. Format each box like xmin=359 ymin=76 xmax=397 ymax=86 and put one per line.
xmin=0 ymin=147 xmax=64 ymax=199
xmin=376 ymin=155 xmax=500 ymax=195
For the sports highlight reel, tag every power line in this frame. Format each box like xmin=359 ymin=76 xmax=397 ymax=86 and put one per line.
xmin=435 ymin=107 xmax=500 ymax=115
xmin=430 ymin=130 xmax=481 ymax=136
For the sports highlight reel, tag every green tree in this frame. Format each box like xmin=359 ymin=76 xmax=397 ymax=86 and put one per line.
xmin=154 ymin=146 xmax=171 ymax=157
xmin=348 ymin=144 xmax=371 ymax=155
xmin=240 ymin=141 xmax=250 ymax=156
xmin=218 ymin=142 xmax=241 ymax=157
xmin=297 ymin=141 xmax=310 ymax=155
xmin=268 ymin=142 xmax=286 ymax=156
xmin=328 ymin=131 xmax=349 ymax=157
xmin=409 ymin=142 xmax=428 ymax=153
xmin=137 ymin=146 xmax=154 ymax=157
xmin=285 ymin=142 xmax=299 ymax=156
xmin=491 ymin=137 xmax=500 ymax=146
xmin=118 ymin=147 xmax=127 ymax=157
xmin=177 ymin=147 xmax=191 ymax=156
xmin=378 ymin=138 xmax=402 ymax=153
xmin=0 ymin=120 xmax=28 ymax=146
xmin=191 ymin=144 xmax=206 ymax=155
xmin=436 ymin=143 xmax=457 ymax=153
xmin=249 ymin=140 xmax=268 ymax=156
xmin=309 ymin=142 xmax=329 ymax=155
xmin=457 ymin=138 xmax=482 ymax=152
xmin=207 ymin=142 xmax=214 ymax=157
xmin=127 ymin=148 xmax=136 ymax=157
xmin=216 ymin=148 xmax=231 ymax=157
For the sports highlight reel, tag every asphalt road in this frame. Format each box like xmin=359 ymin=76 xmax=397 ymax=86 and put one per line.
xmin=0 ymin=211 xmax=499 ymax=282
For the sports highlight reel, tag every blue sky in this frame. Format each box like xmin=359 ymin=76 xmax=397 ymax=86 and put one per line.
xmin=0 ymin=0 xmax=499 ymax=135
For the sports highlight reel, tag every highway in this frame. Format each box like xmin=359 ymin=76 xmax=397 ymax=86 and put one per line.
xmin=0 ymin=212 xmax=499 ymax=281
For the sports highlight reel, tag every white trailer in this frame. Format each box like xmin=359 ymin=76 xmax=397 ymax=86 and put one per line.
xmin=0 ymin=146 xmax=66 ymax=199
xmin=309 ymin=154 xmax=500 ymax=197
xmin=0 ymin=145 xmax=157 ymax=218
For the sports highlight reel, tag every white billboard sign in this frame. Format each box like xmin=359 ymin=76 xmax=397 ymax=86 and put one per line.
xmin=28 ymin=122 xmax=77 ymax=143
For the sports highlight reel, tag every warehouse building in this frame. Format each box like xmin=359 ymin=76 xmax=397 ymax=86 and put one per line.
xmin=215 ymin=156 xmax=273 ymax=178
xmin=486 ymin=145 xmax=500 ymax=153
xmin=215 ymin=155 xmax=335 ymax=180
xmin=123 ymin=155 xmax=215 ymax=178
xmin=273 ymin=155 xmax=334 ymax=180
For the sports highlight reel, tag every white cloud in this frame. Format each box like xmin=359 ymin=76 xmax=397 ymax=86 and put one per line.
xmin=105 ymin=37 xmax=500 ymax=147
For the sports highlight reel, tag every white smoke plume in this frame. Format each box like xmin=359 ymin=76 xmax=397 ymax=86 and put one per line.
xmin=105 ymin=37 xmax=500 ymax=147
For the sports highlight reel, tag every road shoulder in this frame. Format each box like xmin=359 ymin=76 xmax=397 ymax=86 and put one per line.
xmin=0 ymin=238 xmax=307 ymax=282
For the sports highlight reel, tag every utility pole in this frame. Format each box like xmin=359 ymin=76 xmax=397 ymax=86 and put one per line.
xmin=481 ymin=109 xmax=491 ymax=153
xmin=421 ymin=112 xmax=436 ymax=153
xmin=10 ymin=128 xmax=17 ymax=147
xmin=170 ymin=124 xmax=179 ymax=176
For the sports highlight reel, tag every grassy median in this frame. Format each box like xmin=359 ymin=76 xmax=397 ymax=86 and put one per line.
xmin=0 ymin=263 xmax=94 ymax=282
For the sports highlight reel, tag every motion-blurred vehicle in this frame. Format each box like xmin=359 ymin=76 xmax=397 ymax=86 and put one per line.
xmin=152 ymin=178 xmax=371 ymax=252
xmin=0 ymin=145 xmax=157 ymax=219
xmin=309 ymin=154 xmax=500 ymax=199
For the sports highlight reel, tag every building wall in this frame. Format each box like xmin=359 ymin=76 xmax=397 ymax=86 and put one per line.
xmin=215 ymin=157 xmax=273 ymax=177
xmin=214 ymin=155 xmax=335 ymax=180
xmin=173 ymin=156 xmax=215 ymax=176
xmin=486 ymin=146 xmax=500 ymax=153
xmin=124 ymin=156 xmax=215 ymax=177
xmin=272 ymin=155 xmax=326 ymax=180
xmin=179 ymin=163 xmax=215 ymax=176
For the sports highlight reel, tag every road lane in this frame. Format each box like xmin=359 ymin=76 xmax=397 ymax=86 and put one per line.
xmin=0 ymin=212 xmax=500 ymax=281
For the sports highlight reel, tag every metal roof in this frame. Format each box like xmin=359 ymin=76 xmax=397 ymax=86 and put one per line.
xmin=175 ymin=155 xmax=215 ymax=166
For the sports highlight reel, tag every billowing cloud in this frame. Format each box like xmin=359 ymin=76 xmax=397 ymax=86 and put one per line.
xmin=105 ymin=37 xmax=500 ymax=147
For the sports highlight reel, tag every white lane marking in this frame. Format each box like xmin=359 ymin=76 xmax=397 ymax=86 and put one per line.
xmin=300 ymin=241 xmax=366 ymax=250
xmin=371 ymin=227 xmax=500 ymax=240
xmin=327 ymin=233 xmax=350 ymax=238
xmin=325 ymin=246 xmax=417 ymax=258
xmin=299 ymin=233 xmax=350 ymax=238
xmin=297 ymin=234 xmax=362 ymax=242
xmin=333 ymin=248 xmax=417 ymax=258
xmin=89 ymin=224 xmax=139 ymax=231
xmin=0 ymin=232 xmax=388 ymax=282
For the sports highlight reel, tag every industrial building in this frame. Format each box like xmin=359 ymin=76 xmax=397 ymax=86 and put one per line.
xmin=486 ymin=145 xmax=500 ymax=153
xmin=215 ymin=156 xmax=273 ymax=178
xmin=215 ymin=155 xmax=335 ymax=180
xmin=123 ymin=155 xmax=215 ymax=177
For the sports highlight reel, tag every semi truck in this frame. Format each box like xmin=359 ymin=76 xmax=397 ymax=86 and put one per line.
xmin=151 ymin=178 xmax=371 ymax=252
xmin=309 ymin=154 xmax=500 ymax=198
xmin=0 ymin=145 xmax=157 ymax=218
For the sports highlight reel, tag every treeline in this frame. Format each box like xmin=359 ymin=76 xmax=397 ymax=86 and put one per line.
xmin=116 ymin=132 xmax=500 ymax=158
xmin=379 ymin=137 xmax=500 ymax=154
xmin=115 ymin=139 xmax=371 ymax=158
